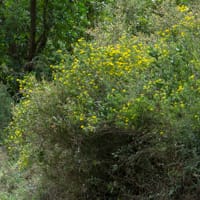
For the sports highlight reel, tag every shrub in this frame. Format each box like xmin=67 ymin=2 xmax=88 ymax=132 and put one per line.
xmin=6 ymin=1 xmax=200 ymax=199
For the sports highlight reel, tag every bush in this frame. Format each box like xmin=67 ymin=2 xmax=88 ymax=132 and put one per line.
xmin=6 ymin=1 xmax=200 ymax=199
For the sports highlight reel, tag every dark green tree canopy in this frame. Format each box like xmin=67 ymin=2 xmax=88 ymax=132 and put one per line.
xmin=0 ymin=0 xmax=109 ymax=70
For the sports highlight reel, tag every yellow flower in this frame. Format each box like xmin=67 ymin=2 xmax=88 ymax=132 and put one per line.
xmin=177 ymin=5 xmax=189 ymax=12
xmin=189 ymin=74 xmax=195 ymax=80
xmin=80 ymin=116 xmax=84 ymax=121
xmin=177 ymin=85 xmax=184 ymax=92
xmin=181 ymin=32 xmax=185 ymax=37
xmin=80 ymin=125 xmax=85 ymax=129
xmin=184 ymin=15 xmax=194 ymax=21
xmin=180 ymin=103 xmax=185 ymax=108
xmin=160 ymin=131 xmax=164 ymax=135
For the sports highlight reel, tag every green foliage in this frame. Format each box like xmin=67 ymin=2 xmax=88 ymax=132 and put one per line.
xmin=0 ymin=0 xmax=111 ymax=97
xmin=0 ymin=84 xmax=13 ymax=140
xmin=0 ymin=0 xmax=110 ymax=63
xmin=4 ymin=0 xmax=200 ymax=199
xmin=91 ymin=0 xmax=198 ymax=45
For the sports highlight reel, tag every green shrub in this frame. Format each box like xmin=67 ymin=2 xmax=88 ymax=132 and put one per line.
xmin=6 ymin=1 xmax=200 ymax=199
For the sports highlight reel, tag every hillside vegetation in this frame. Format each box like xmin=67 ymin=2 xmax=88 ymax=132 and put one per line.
xmin=1 ymin=0 xmax=200 ymax=199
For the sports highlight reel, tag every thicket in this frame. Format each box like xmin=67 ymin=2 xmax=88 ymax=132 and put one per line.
xmin=2 ymin=0 xmax=200 ymax=199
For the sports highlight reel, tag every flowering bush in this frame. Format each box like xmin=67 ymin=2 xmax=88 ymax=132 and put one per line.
xmin=6 ymin=1 xmax=200 ymax=199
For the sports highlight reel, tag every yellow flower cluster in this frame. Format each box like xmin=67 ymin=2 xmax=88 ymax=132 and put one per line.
xmin=177 ymin=5 xmax=189 ymax=13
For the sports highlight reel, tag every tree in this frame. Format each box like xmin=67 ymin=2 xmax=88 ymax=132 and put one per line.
xmin=0 ymin=0 xmax=109 ymax=72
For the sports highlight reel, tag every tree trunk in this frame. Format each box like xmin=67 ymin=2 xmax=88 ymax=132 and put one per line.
xmin=28 ymin=0 xmax=37 ymax=61
xmin=36 ymin=0 xmax=49 ymax=54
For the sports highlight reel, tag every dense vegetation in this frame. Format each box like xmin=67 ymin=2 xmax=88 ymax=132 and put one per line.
xmin=1 ymin=0 xmax=200 ymax=199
